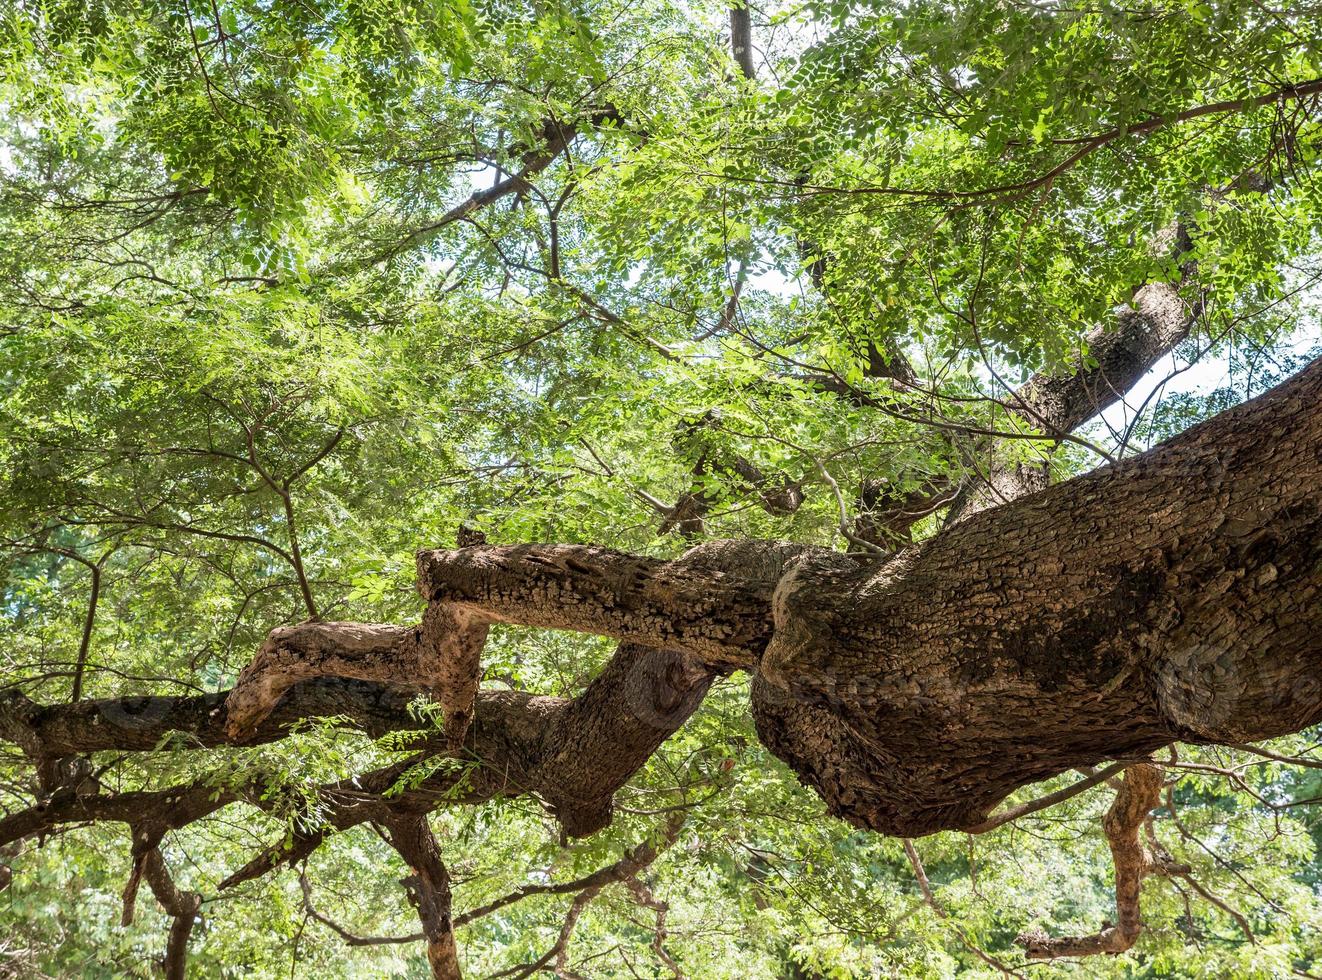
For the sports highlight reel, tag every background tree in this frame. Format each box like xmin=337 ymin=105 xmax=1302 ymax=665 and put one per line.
xmin=3 ymin=0 xmax=1322 ymax=976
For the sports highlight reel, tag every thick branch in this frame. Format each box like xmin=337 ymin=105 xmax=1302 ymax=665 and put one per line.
xmin=753 ymin=354 xmax=1322 ymax=835
xmin=139 ymin=848 xmax=203 ymax=980
xmin=413 ymin=540 xmax=799 ymax=667
xmin=0 ymin=783 xmax=229 ymax=849
xmin=729 ymin=5 xmax=755 ymax=80
xmin=3 ymin=636 xmax=716 ymax=853
xmin=224 ymin=538 xmax=802 ymax=743
xmin=1016 ymin=279 xmax=1197 ymax=437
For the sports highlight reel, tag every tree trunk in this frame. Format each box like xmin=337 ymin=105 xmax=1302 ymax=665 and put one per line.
xmin=752 ymin=354 xmax=1322 ymax=835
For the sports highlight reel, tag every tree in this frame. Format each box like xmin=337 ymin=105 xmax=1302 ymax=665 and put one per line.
xmin=2 ymin=0 xmax=1322 ymax=975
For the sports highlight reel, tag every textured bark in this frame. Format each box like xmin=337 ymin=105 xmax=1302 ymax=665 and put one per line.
xmin=0 ymin=781 xmax=230 ymax=848
xmin=954 ymin=228 xmax=1199 ymax=515
xmin=225 ymin=623 xmax=435 ymax=740
xmin=414 ymin=539 xmax=806 ymax=670
xmin=120 ymin=841 xmax=203 ymax=980
xmin=1018 ymin=280 xmax=1196 ymax=437
xmin=224 ymin=538 xmax=803 ymax=742
xmin=384 ymin=814 xmax=461 ymax=980
xmin=1018 ymin=764 xmax=1163 ymax=958
xmin=141 ymin=848 xmax=203 ymax=980
xmin=224 ymin=590 xmax=487 ymax=748
xmin=729 ymin=5 xmax=755 ymax=79
xmin=218 ymin=358 xmax=1322 ymax=838
xmin=752 ymin=355 xmax=1322 ymax=835
xmin=2 ymin=637 xmax=714 ymax=847
xmin=13 ymin=359 xmax=1322 ymax=865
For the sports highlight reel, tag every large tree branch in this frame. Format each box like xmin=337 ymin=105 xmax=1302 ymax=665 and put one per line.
xmin=752 ymin=353 xmax=1322 ymax=835
xmin=9 ymin=357 xmax=1322 ymax=857
xmin=1016 ymin=279 xmax=1198 ymax=438
xmin=129 ymin=847 xmax=203 ymax=980
xmin=1 ymin=637 xmax=716 ymax=845
xmin=729 ymin=4 xmax=755 ymax=80
xmin=945 ymin=227 xmax=1202 ymax=519
xmin=222 ymin=538 xmax=800 ymax=748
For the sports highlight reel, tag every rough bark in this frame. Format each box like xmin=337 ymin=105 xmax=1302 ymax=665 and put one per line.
xmin=1 ymin=639 xmax=715 ymax=845
xmin=8 ymin=358 xmax=1322 ymax=888
xmin=121 ymin=843 xmax=203 ymax=980
xmin=1017 ymin=764 xmax=1163 ymax=958
xmin=752 ymin=354 xmax=1322 ymax=835
xmin=214 ymin=355 xmax=1322 ymax=842
xmin=383 ymin=814 xmax=461 ymax=980
xmin=212 ymin=357 xmax=1322 ymax=840
xmin=729 ymin=5 xmax=755 ymax=80
xmin=414 ymin=539 xmax=807 ymax=671
xmin=1018 ymin=280 xmax=1196 ymax=437
xmin=951 ymin=219 xmax=1200 ymax=517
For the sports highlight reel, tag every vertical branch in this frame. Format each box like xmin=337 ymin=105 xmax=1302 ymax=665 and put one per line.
xmin=0 ymin=841 xmax=22 ymax=891
xmin=1018 ymin=764 xmax=1164 ymax=959
xmin=276 ymin=487 xmax=320 ymax=621
xmin=70 ymin=550 xmax=113 ymax=702
xmin=729 ymin=4 xmax=755 ymax=80
xmin=384 ymin=813 xmax=462 ymax=980
xmin=8 ymin=541 xmax=118 ymax=703
xmin=271 ymin=425 xmax=345 ymax=622
xmin=233 ymin=410 xmax=344 ymax=622
xmin=123 ymin=842 xmax=203 ymax=980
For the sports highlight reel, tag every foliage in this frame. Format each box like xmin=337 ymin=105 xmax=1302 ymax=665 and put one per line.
xmin=2 ymin=0 xmax=1322 ymax=975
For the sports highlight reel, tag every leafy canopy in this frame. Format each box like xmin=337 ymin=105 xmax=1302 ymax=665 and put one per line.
xmin=2 ymin=0 xmax=1322 ymax=975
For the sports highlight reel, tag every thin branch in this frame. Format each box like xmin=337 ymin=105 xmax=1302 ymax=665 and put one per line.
xmin=963 ymin=762 xmax=1130 ymax=834
xmin=902 ymin=839 xmax=1025 ymax=977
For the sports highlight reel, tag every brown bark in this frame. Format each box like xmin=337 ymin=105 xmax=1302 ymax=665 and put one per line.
xmin=729 ymin=5 xmax=755 ymax=80
xmin=122 ymin=844 xmax=203 ymax=980
xmin=0 ymin=635 xmax=714 ymax=852
xmin=383 ymin=814 xmax=461 ymax=980
xmin=7 ymin=359 xmax=1322 ymax=940
xmin=222 ymin=538 xmax=804 ymax=744
xmin=1018 ymin=764 xmax=1163 ymax=958
xmin=752 ymin=354 xmax=1322 ymax=835
xmin=184 ymin=356 xmax=1322 ymax=839
xmin=1017 ymin=280 xmax=1196 ymax=438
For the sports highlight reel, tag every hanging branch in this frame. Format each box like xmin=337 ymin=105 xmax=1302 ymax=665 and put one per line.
xmin=1018 ymin=764 xmax=1164 ymax=959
